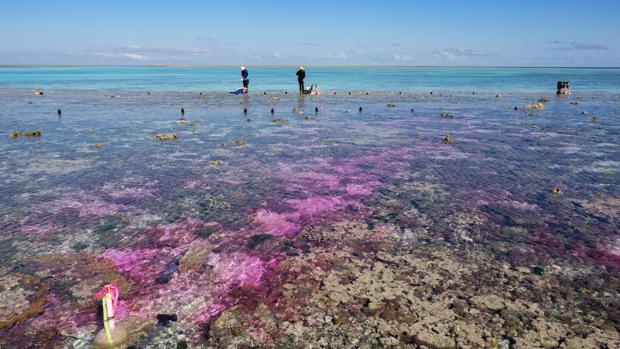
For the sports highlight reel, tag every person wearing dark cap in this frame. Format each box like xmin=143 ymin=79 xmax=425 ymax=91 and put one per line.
xmin=296 ymin=66 xmax=306 ymax=94
xmin=240 ymin=66 xmax=249 ymax=91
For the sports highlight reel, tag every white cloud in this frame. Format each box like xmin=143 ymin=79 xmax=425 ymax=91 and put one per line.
xmin=547 ymin=41 xmax=609 ymax=51
xmin=90 ymin=45 xmax=214 ymax=62
xmin=433 ymin=48 xmax=488 ymax=60
xmin=92 ymin=52 xmax=149 ymax=61
xmin=393 ymin=53 xmax=412 ymax=61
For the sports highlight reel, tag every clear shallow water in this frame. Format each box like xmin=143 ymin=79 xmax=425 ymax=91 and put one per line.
xmin=0 ymin=88 xmax=619 ymax=347
xmin=2 ymin=66 xmax=620 ymax=93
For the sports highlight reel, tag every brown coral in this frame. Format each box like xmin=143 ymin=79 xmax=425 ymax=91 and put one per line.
xmin=0 ymin=272 xmax=48 ymax=329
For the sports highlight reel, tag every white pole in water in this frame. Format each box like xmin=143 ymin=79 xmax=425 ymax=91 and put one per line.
xmin=104 ymin=294 xmax=115 ymax=329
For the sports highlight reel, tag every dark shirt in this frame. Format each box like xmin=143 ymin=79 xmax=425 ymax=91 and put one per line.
xmin=296 ymin=69 xmax=305 ymax=81
xmin=241 ymin=69 xmax=249 ymax=80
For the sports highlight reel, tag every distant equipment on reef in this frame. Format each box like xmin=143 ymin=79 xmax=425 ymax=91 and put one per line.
xmin=557 ymin=81 xmax=570 ymax=95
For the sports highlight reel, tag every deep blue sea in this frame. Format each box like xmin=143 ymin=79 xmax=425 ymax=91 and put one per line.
xmin=1 ymin=66 xmax=620 ymax=93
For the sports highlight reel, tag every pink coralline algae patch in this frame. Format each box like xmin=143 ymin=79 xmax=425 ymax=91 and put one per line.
xmin=346 ymin=182 xmax=380 ymax=196
xmin=254 ymin=210 xmax=301 ymax=237
xmin=285 ymin=196 xmax=355 ymax=217
xmin=596 ymin=240 xmax=620 ymax=270
xmin=498 ymin=200 xmax=539 ymax=211
xmin=209 ymin=252 xmax=267 ymax=287
xmin=34 ymin=195 xmax=123 ymax=217
xmin=20 ymin=223 xmax=60 ymax=235
xmin=103 ymin=248 xmax=167 ymax=285
xmin=146 ymin=218 xmax=205 ymax=247
xmin=287 ymin=171 xmax=341 ymax=191
xmin=609 ymin=241 xmax=620 ymax=257
xmin=108 ymin=186 xmax=154 ymax=200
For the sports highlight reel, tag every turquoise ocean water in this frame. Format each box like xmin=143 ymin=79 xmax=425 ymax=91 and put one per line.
xmin=1 ymin=66 xmax=620 ymax=92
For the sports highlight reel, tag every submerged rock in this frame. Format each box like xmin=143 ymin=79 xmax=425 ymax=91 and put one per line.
xmin=414 ymin=331 xmax=456 ymax=349
xmin=0 ymin=272 xmax=48 ymax=329
xmin=155 ymin=254 xmax=184 ymax=284
xmin=154 ymin=133 xmax=177 ymax=141
xmin=18 ymin=253 xmax=132 ymax=305
xmin=8 ymin=130 xmax=42 ymax=138
xmin=93 ymin=324 xmax=129 ymax=348
xmin=521 ymin=103 xmax=544 ymax=110
xmin=179 ymin=242 xmax=212 ymax=273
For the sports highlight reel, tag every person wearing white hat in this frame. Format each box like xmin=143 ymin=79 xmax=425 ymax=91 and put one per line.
xmin=296 ymin=66 xmax=306 ymax=94
xmin=240 ymin=66 xmax=249 ymax=91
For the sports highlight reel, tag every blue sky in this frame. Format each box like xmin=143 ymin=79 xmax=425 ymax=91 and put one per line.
xmin=1 ymin=0 xmax=618 ymax=66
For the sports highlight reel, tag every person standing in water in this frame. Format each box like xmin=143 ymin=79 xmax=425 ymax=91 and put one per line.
xmin=296 ymin=66 xmax=305 ymax=94
xmin=240 ymin=66 xmax=249 ymax=90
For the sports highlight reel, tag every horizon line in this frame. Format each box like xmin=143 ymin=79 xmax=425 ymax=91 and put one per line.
xmin=1 ymin=64 xmax=619 ymax=69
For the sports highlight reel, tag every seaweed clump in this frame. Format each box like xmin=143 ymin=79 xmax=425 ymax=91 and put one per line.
xmin=9 ymin=130 xmax=42 ymax=138
xmin=521 ymin=103 xmax=544 ymax=110
xmin=272 ymin=118 xmax=287 ymax=123
xmin=155 ymin=133 xmax=177 ymax=141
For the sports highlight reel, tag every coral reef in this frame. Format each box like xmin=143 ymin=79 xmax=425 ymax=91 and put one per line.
xmin=521 ymin=103 xmax=545 ymax=110
xmin=0 ymin=272 xmax=48 ymax=329
xmin=8 ymin=130 xmax=42 ymax=137
xmin=155 ymin=133 xmax=177 ymax=140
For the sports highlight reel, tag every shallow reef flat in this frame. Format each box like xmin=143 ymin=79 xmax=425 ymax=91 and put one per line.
xmin=0 ymin=89 xmax=619 ymax=348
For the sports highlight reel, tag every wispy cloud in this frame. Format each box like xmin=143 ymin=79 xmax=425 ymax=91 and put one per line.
xmin=300 ymin=42 xmax=324 ymax=47
xmin=90 ymin=45 xmax=214 ymax=62
xmin=547 ymin=41 xmax=609 ymax=51
xmin=393 ymin=53 xmax=412 ymax=61
xmin=392 ymin=43 xmax=403 ymax=47
xmin=92 ymin=52 xmax=149 ymax=61
xmin=433 ymin=48 xmax=489 ymax=60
